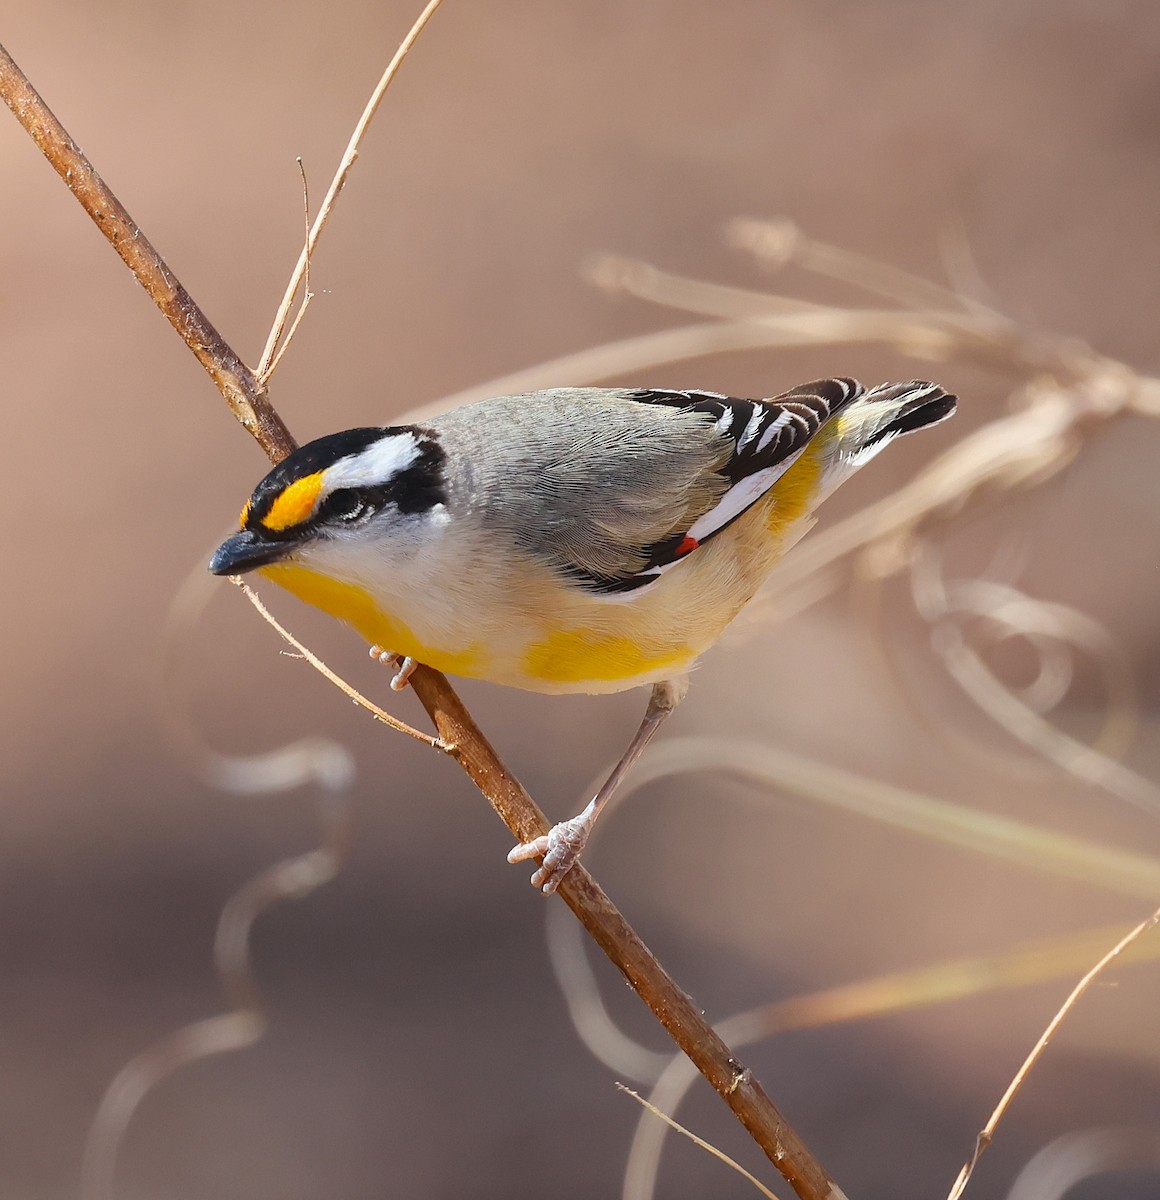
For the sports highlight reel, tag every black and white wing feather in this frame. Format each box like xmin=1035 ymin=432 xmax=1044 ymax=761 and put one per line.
xmin=585 ymin=377 xmax=863 ymax=593
xmin=440 ymin=379 xmax=864 ymax=596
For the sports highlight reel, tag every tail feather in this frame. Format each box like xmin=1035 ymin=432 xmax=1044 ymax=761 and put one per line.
xmin=855 ymin=380 xmax=958 ymax=449
xmin=819 ymin=379 xmax=957 ymax=494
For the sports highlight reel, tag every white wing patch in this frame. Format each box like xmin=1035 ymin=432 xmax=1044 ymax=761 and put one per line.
xmin=685 ymin=449 xmax=805 ymax=542
xmin=584 ymin=379 xmax=865 ymax=596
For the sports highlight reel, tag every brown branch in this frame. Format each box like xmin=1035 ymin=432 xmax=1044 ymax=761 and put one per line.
xmin=0 ymin=35 xmax=841 ymax=1200
xmin=0 ymin=43 xmax=296 ymax=461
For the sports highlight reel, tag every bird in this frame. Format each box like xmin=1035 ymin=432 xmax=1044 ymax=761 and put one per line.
xmin=210 ymin=378 xmax=956 ymax=892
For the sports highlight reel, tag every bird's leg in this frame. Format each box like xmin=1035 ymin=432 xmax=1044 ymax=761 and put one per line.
xmin=368 ymin=645 xmax=418 ymax=692
xmin=508 ymin=676 xmax=689 ymax=894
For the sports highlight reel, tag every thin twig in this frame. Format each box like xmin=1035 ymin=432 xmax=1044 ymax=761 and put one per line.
xmin=621 ymin=922 xmax=1160 ymax=1200
xmin=617 ymin=1085 xmax=783 ymax=1200
xmin=256 ymin=0 xmax=447 ymax=378
xmin=232 ymin=577 xmax=447 ymax=748
xmin=946 ymin=906 xmax=1160 ymax=1200
xmin=261 ymin=158 xmax=317 ymax=384
xmin=0 ymin=32 xmax=842 ymax=1200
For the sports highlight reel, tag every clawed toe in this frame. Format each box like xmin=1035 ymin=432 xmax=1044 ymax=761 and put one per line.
xmin=507 ymin=836 xmax=549 ymax=865
xmin=507 ymin=814 xmax=592 ymax=894
xmin=368 ymin=646 xmax=417 ymax=691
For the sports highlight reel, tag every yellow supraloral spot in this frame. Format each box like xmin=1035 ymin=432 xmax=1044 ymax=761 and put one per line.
xmin=259 ymin=562 xmax=484 ymax=678
xmin=239 ymin=499 xmax=252 ymax=528
xmin=523 ymin=627 xmax=691 ymax=686
xmin=262 ymin=471 xmax=325 ymax=532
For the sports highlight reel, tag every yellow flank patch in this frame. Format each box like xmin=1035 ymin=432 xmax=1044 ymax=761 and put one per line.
xmin=762 ymin=427 xmax=830 ymax=538
xmin=258 ymin=562 xmax=484 ymax=678
xmin=262 ymin=471 xmax=325 ymax=532
xmin=523 ymin=627 xmax=691 ymax=686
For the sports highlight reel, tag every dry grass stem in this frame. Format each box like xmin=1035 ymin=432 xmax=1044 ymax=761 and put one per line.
xmin=586 ymin=252 xmax=834 ymax=319
xmin=77 ymin=565 xmax=361 ymax=1200
xmin=617 ymin=1086 xmax=783 ymax=1200
xmin=905 ymin=541 xmax=1159 ymax=809
xmin=946 ymin=906 xmax=1160 ymax=1200
xmin=256 ymin=0 xmax=447 ymax=379
xmin=541 ymin=712 xmax=1160 ymax=1200
xmin=544 ymin=727 xmax=1160 ymax=1097
xmin=617 ymin=737 xmax=1160 ymax=898
xmin=930 ymin=622 xmax=1160 ymax=812
xmin=911 ymin=559 xmax=1138 ymax=753
xmin=233 ymin=577 xmax=447 ymax=749
xmin=727 ymin=217 xmax=1000 ymax=316
xmin=620 ymin=925 xmax=1160 ymax=1200
xmin=587 ymin=249 xmax=1074 ymax=379
xmin=260 ymin=158 xmax=318 ymax=384
xmin=81 ymin=787 xmax=352 ymax=1200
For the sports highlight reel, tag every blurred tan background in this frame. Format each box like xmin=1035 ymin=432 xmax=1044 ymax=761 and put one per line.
xmin=2 ymin=1 xmax=1159 ymax=1197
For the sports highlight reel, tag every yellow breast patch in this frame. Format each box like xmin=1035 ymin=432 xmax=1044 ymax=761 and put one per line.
xmin=258 ymin=562 xmax=484 ymax=678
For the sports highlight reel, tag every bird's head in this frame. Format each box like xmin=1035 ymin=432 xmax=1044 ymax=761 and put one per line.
xmin=209 ymin=425 xmax=447 ymax=576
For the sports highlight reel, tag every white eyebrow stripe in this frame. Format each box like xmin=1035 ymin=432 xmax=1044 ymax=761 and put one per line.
xmin=323 ymin=431 xmax=421 ymax=491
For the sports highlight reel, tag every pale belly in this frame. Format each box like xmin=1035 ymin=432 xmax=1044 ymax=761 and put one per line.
xmin=260 ymin=510 xmax=802 ymax=695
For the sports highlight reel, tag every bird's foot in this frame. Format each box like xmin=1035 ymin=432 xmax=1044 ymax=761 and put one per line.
xmin=507 ymin=809 xmax=594 ymax=895
xmin=368 ymin=646 xmax=418 ymax=692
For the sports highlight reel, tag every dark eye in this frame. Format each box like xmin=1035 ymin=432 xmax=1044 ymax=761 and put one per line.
xmin=324 ymin=489 xmax=370 ymax=523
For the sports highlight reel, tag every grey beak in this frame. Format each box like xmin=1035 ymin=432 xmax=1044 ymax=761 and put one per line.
xmin=209 ymin=529 xmax=292 ymax=575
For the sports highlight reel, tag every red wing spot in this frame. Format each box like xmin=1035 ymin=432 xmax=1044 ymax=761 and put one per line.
xmin=676 ymin=536 xmax=699 ymax=557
